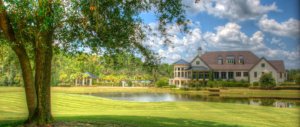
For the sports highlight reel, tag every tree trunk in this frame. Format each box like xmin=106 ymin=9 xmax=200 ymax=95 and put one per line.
xmin=13 ymin=46 xmax=37 ymax=121
xmin=0 ymin=0 xmax=37 ymax=121
xmin=30 ymin=31 xmax=53 ymax=125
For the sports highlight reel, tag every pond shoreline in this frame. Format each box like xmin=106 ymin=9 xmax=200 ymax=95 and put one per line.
xmin=0 ymin=86 xmax=299 ymax=98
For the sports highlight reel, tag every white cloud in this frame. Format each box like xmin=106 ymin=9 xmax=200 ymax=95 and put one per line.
xmin=142 ymin=22 xmax=205 ymax=63
xmin=142 ymin=22 xmax=300 ymax=69
xmin=258 ymin=15 xmax=300 ymax=38
xmin=183 ymin=0 xmax=277 ymax=21
xmin=270 ymin=37 xmax=286 ymax=48
xmin=203 ymin=22 xmax=300 ymax=68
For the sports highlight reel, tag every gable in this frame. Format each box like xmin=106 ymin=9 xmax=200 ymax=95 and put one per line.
xmin=250 ymin=58 xmax=277 ymax=73
xmin=191 ymin=56 xmax=209 ymax=68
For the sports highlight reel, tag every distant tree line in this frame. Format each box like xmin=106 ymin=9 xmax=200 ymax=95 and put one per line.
xmin=0 ymin=46 xmax=173 ymax=87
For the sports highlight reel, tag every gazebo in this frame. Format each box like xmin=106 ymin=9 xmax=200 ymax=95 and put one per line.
xmin=75 ymin=72 xmax=98 ymax=86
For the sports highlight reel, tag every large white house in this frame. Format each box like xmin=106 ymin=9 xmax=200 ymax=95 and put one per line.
xmin=169 ymin=47 xmax=286 ymax=87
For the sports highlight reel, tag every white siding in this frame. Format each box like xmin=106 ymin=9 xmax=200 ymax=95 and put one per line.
xmin=249 ymin=59 xmax=281 ymax=84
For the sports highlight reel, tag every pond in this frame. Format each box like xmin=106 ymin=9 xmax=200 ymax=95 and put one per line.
xmin=82 ymin=92 xmax=300 ymax=108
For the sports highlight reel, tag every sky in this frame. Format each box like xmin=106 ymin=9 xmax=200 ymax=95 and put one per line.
xmin=140 ymin=0 xmax=300 ymax=69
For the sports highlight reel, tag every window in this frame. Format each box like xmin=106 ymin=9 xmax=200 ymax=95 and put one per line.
xmin=178 ymin=68 xmax=180 ymax=71
xmin=217 ymin=56 xmax=223 ymax=64
xmin=236 ymin=72 xmax=241 ymax=77
xmin=280 ymin=73 xmax=282 ymax=78
xmin=196 ymin=61 xmax=200 ymax=65
xmin=181 ymin=72 xmax=184 ymax=77
xmin=221 ymin=72 xmax=226 ymax=79
xmin=239 ymin=56 xmax=244 ymax=64
xmin=254 ymin=72 xmax=257 ymax=78
xmin=261 ymin=63 xmax=265 ymax=67
xmin=226 ymin=56 xmax=235 ymax=64
xmin=228 ymin=72 xmax=234 ymax=79
xmin=243 ymin=72 xmax=249 ymax=77
xmin=193 ymin=72 xmax=197 ymax=79
xmin=199 ymin=72 xmax=203 ymax=79
xmin=204 ymin=72 xmax=209 ymax=79
xmin=178 ymin=72 xmax=180 ymax=77
xmin=214 ymin=72 xmax=219 ymax=79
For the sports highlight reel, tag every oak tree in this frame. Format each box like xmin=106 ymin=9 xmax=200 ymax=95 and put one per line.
xmin=0 ymin=0 xmax=187 ymax=126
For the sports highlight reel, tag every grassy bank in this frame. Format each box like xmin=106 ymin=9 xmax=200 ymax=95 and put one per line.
xmin=0 ymin=87 xmax=299 ymax=127
xmin=2 ymin=86 xmax=298 ymax=98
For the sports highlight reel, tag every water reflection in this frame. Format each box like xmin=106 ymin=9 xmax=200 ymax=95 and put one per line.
xmin=83 ymin=92 xmax=300 ymax=108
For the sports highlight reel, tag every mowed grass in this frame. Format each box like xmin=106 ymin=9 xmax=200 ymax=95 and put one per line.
xmin=0 ymin=87 xmax=299 ymax=127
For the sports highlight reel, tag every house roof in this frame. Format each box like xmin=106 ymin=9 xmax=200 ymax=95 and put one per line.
xmin=269 ymin=60 xmax=285 ymax=73
xmin=173 ymin=50 xmax=286 ymax=72
xmin=84 ymin=72 xmax=98 ymax=79
xmin=173 ymin=59 xmax=190 ymax=65
xmin=200 ymin=51 xmax=260 ymax=70
xmin=186 ymin=66 xmax=210 ymax=71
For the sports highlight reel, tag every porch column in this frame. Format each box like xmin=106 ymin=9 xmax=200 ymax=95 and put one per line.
xmin=75 ymin=79 xmax=78 ymax=86
xmin=179 ymin=80 xmax=182 ymax=88
xmin=226 ymin=72 xmax=228 ymax=80
xmin=82 ymin=78 xmax=85 ymax=86
xmin=89 ymin=78 xmax=92 ymax=86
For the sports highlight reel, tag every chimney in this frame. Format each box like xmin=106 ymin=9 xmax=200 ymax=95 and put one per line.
xmin=198 ymin=47 xmax=203 ymax=57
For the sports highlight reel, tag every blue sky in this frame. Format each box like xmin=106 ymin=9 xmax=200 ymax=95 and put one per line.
xmin=140 ymin=0 xmax=300 ymax=69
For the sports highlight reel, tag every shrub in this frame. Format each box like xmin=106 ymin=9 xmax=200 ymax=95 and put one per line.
xmin=155 ymin=78 xmax=168 ymax=88
xmin=127 ymin=80 xmax=133 ymax=87
xmin=207 ymin=81 xmax=215 ymax=88
xmin=279 ymin=82 xmax=297 ymax=86
xmin=295 ymin=73 xmax=300 ymax=85
xmin=259 ymin=73 xmax=276 ymax=89
xmin=206 ymin=80 xmax=249 ymax=88
xmin=253 ymin=81 xmax=259 ymax=86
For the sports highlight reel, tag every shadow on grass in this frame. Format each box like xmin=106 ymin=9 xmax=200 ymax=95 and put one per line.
xmin=0 ymin=115 xmax=240 ymax=127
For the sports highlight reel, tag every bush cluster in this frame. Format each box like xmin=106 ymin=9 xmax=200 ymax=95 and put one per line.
xmin=295 ymin=73 xmax=300 ymax=85
xmin=155 ymin=78 xmax=169 ymax=88
xmin=279 ymin=82 xmax=298 ymax=86
xmin=259 ymin=73 xmax=276 ymax=89
xmin=207 ymin=80 xmax=250 ymax=88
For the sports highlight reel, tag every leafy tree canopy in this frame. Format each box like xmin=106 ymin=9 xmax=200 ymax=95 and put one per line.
xmin=1 ymin=0 xmax=187 ymax=64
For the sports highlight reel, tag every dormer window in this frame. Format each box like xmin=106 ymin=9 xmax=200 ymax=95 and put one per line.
xmin=239 ymin=56 xmax=244 ymax=64
xmin=217 ymin=56 xmax=223 ymax=64
xmin=196 ymin=61 xmax=200 ymax=65
xmin=261 ymin=63 xmax=265 ymax=67
xmin=226 ymin=56 xmax=235 ymax=64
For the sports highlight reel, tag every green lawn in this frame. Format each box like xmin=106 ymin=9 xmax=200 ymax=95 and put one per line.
xmin=0 ymin=87 xmax=299 ymax=127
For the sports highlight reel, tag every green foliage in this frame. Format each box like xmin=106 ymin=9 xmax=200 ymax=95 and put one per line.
xmin=208 ymin=71 xmax=213 ymax=81
xmin=188 ymin=80 xmax=207 ymax=88
xmin=259 ymin=73 xmax=276 ymax=89
xmin=295 ymin=73 xmax=300 ymax=85
xmin=279 ymin=82 xmax=298 ymax=86
xmin=286 ymin=69 xmax=300 ymax=82
xmin=207 ymin=80 xmax=250 ymax=88
xmin=155 ymin=78 xmax=169 ymax=88
xmin=252 ymin=82 xmax=259 ymax=87
xmin=0 ymin=46 xmax=22 ymax=86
